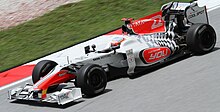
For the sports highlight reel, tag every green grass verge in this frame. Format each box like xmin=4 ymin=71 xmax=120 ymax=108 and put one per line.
xmin=0 ymin=0 xmax=190 ymax=72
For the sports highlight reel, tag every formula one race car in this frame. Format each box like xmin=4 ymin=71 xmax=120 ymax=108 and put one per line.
xmin=8 ymin=1 xmax=216 ymax=105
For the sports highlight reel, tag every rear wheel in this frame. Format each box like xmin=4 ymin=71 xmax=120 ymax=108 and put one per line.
xmin=186 ymin=24 xmax=216 ymax=54
xmin=75 ymin=64 xmax=107 ymax=97
xmin=32 ymin=60 xmax=58 ymax=90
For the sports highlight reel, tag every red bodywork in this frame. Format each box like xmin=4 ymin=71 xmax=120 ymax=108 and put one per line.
xmin=34 ymin=70 xmax=76 ymax=90
xmin=106 ymin=11 xmax=166 ymax=35
xmin=127 ymin=11 xmax=166 ymax=34
xmin=141 ymin=47 xmax=171 ymax=64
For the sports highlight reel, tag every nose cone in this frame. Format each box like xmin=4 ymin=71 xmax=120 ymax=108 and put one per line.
xmin=33 ymin=70 xmax=76 ymax=90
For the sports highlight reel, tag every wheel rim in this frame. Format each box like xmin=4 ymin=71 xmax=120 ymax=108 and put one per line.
xmin=200 ymin=30 xmax=215 ymax=50
xmin=88 ymin=69 xmax=104 ymax=89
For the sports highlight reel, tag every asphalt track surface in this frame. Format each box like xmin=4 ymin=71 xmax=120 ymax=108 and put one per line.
xmin=0 ymin=8 xmax=220 ymax=112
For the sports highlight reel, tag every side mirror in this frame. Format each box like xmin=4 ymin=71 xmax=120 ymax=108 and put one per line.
xmin=91 ymin=44 xmax=96 ymax=51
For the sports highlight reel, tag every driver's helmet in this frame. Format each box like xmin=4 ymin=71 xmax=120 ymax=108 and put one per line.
xmin=111 ymin=36 xmax=125 ymax=46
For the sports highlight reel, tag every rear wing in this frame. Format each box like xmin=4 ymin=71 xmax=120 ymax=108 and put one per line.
xmin=185 ymin=3 xmax=208 ymax=24
xmin=161 ymin=2 xmax=209 ymax=24
xmin=121 ymin=1 xmax=209 ymax=35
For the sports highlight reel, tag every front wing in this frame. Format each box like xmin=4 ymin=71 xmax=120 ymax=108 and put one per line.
xmin=8 ymin=84 xmax=82 ymax=105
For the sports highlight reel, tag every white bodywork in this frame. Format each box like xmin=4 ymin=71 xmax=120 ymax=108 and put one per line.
xmin=68 ymin=34 xmax=176 ymax=75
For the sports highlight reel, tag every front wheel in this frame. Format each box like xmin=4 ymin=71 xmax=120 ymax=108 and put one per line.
xmin=75 ymin=64 xmax=107 ymax=97
xmin=32 ymin=60 xmax=59 ymax=90
xmin=186 ymin=24 xmax=216 ymax=54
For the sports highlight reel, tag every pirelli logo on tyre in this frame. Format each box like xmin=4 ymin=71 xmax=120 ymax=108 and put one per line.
xmin=140 ymin=47 xmax=171 ymax=64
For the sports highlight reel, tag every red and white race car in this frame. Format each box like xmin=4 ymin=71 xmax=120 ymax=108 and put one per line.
xmin=8 ymin=1 xmax=216 ymax=105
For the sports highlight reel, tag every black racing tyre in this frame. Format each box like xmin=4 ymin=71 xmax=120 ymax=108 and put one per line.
xmin=186 ymin=23 xmax=216 ymax=54
xmin=75 ymin=64 xmax=107 ymax=97
xmin=32 ymin=60 xmax=58 ymax=90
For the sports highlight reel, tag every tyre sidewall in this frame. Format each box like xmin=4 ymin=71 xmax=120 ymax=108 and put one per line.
xmin=32 ymin=60 xmax=57 ymax=83
xmin=186 ymin=24 xmax=216 ymax=54
xmin=76 ymin=64 xmax=107 ymax=97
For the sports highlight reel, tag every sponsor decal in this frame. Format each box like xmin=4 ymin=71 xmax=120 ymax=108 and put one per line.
xmin=59 ymin=92 xmax=70 ymax=100
xmin=75 ymin=56 xmax=88 ymax=60
xmin=140 ymin=47 xmax=171 ymax=63
xmin=41 ymin=89 xmax=48 ymax=99
xmin=150 ymin=15 xmax=163 ymax=30
xmin=58 ymin=72 xmax=66 ymax=77
xmin=93 ymin=54 xmax=111 ymax=61
xmin=58 ymin=71 xmax=68 ymax=77
xmin=127 ymin=11 xmax=166 ymax=34
xmin=126 ymin=49 xmax=136 ymax=74
xmin=188 ymin=9 xmax=205 ymax=19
